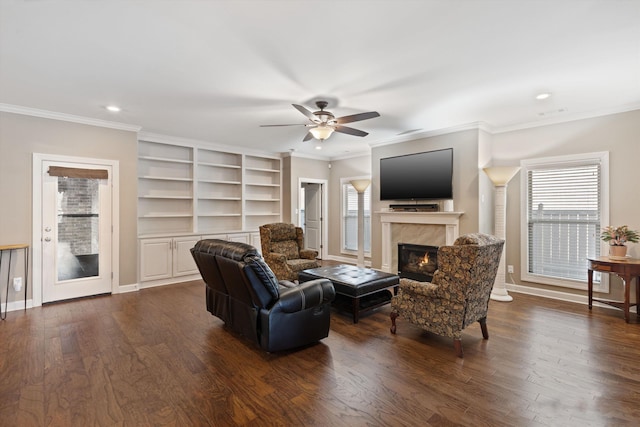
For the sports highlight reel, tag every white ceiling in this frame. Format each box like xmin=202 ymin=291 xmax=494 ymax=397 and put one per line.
xmin=1 ymin=0 xmax=639 ymax=159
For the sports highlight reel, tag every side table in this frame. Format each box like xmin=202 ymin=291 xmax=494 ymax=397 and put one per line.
xmin=588 ymin=256 xmax=640 ymax=323
xmin=0 ymin=243 xmax=29 ymax=320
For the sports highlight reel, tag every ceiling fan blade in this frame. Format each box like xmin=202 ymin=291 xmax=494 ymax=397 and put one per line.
xmin=259 ymin=124 xmax=308 ymax=127
xmin=334 ymin=125 xmax=369 ymax=137
xmin=292 ymin=104 xmax=319 ymax=122
xmin=336 ymin=111 xmax=380 ymax=124
xmin=303 ymin=131 xmax=314 ymax=142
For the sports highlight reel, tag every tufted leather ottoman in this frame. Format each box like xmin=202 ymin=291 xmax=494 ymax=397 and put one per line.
xmin=298 ymin=265 xmax=399 ymax=323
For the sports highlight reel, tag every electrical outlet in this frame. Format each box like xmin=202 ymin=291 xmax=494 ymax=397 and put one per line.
xmin=507 ymin=265 xmax=514 ymax=274
xmin=13 ymin=277 xmax=23 ymax=292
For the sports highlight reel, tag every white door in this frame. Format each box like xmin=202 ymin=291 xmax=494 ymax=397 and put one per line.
xmin=304 ymin=183 xmax=322 ymax=258
xmin=42 ymin=160 xmax=113 ymax=303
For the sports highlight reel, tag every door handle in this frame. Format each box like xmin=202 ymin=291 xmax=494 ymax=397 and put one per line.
xmin=44 ymin=237 xmax=51 ymax=242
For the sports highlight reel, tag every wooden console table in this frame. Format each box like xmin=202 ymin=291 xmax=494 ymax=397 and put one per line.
xmin=588 ymin=256 xmax=640 ymax=323
xmin=0 ymin=243 xmax=29 ymax=320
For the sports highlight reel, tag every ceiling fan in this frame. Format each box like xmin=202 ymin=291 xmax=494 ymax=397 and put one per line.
xmin=261 ymin=101 xmax=380 ymax=142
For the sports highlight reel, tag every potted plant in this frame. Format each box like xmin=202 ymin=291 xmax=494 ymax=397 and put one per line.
xmin=601 ymin=225 xmax=640 ymax=258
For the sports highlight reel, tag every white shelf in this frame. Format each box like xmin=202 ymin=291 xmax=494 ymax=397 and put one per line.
xmin=197 ymin=162 xmax=241 ymax=169
xmin=245 ymin=167 xmax=280 ymax=173
xmin=139 ymin=195 xmax=192 ymax=200
xmin=139 ymin=213 xmax=192 ymax=218
xmin=198 ymin=213 xmax=242 ymax=217
xmin=198 ymin=196 xmax=242 ymax=201
xmin=139 ymin=156 xmax=193 ymax=164
xmin=245 ymin=182 xmax=279 ymax=187
xmin=197 ymin=179 xmax=241 ymax=185
xmin=139 ymin=176 xmax=193 ymax=182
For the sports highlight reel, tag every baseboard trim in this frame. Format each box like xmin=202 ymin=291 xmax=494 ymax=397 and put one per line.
xmin=138 ymin=274 xmax=201 ymax=290
xmin=2 ymin=299 xmax=35 ymax=313
xmin=115 ymin=283 xmax=139 ymax=294
xmin=506 ymin=282 xmax=637 ymax=313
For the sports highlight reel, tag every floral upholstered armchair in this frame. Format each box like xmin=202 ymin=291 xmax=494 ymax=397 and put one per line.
xmin=390 ymin=233 xmax=504 ymax=357
xmin=259 ymin=223 xmax=320 ymax=281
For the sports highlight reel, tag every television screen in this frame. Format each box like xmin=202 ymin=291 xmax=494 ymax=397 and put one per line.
xmin=380 ymin=148 xmax=453 ymax=201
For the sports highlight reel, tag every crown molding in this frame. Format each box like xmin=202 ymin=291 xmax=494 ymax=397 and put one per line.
xmin=369 ymin=121 xmax=493 ymax=149
xmin=0 ymin=103 xmax=142 ymax=132
xmin=285 ymin=150 xmax=331 ymax=161
xmin=492 ymin=103 xmax=640 ymax=134
xmin=329 ymin=150 xmax=371 ymax=161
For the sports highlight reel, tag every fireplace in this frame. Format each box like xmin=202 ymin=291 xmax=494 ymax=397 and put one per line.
xmin=398 ymin=243 xmax=439 ymax=282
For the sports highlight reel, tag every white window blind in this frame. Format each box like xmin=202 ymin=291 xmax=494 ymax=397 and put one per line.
xmin=527 ymin=161 xmax=601 ymax=282
xmin=342 ymin=183 xmax=371 ymax=252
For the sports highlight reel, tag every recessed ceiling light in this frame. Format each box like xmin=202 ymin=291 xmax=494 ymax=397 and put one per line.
xmin=535 ymin=93 xmax=551 ymax=100
xmin=315 ymin=145 xmax=322 ymax=150
xmin=105 ymin=105 xmax=121 ymax=112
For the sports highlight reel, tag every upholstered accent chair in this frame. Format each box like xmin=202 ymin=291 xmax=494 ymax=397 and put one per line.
xmin=390 ymin=233 xmax=504 ymax=357
xmin=191 ymin=239 xmax=335 ymax=352
xmin=259 ymin=223 xmax=320 ymax=281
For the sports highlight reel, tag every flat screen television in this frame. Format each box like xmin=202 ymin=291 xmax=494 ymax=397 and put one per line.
xmin=380 ymin=148 xmax=453 ymax=201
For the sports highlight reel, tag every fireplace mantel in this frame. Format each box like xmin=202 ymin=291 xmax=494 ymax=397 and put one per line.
xmin=378 ymin=210 xmax=464 ymax=273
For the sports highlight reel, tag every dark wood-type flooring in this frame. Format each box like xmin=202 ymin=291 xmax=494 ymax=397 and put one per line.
xmin=1 ymin=279 xmax=639 ymax=426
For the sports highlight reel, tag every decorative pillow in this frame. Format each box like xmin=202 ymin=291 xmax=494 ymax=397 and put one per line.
xmin=244 ymin=255 xmax=280 ymax=299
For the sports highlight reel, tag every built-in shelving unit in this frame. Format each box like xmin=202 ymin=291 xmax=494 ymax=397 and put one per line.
xmin=137 ymin=139 xmax=281 ymax=286
xmin=137 ymin=139 xmax=282 ymax=237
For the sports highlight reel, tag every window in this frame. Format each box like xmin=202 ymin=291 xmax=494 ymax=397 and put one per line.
xmin=341 ymin=179 xmax=371 ymax=255
xmin=521 ymin=152 xmax=609 ymax=290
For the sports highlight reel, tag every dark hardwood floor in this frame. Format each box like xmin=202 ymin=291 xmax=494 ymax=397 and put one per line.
xmin=1 ymin=278 xmax=639 ymax=426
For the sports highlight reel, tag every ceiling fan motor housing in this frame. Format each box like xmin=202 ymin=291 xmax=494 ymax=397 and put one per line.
xmin=313 ymin=101 xmax=335 ymax=123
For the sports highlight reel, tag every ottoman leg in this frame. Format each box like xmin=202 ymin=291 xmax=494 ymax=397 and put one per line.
xmin=352 ymin=296 xmax=360 ymax=323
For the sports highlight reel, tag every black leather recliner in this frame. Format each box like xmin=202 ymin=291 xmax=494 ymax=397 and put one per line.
xmin=191 ymin=239 xmax=335 ymax=352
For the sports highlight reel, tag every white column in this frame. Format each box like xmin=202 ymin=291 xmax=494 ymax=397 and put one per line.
xmin=350 ymin=179 xmax=371 ymax=268
xmin=483 ymin=166 xmax=520 ymax=302
xmin=356 ymin=190 xmax=366 ymax=267
xmin=490 ymin=184 xmax=512 ymax=301
xmin=381 ymin=222 xmax=392 ymax=272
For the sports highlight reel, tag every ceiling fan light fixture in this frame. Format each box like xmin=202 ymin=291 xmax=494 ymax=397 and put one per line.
xmin=309 ymin=125 xmax=334 ymax=141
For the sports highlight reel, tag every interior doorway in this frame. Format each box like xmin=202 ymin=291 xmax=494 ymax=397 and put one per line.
xmin=299 ymin=179 xmax=328 ymax=259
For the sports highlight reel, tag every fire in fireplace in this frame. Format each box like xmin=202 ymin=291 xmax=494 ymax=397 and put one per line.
xmin=397 ymin=243 xmax=439 ymax=282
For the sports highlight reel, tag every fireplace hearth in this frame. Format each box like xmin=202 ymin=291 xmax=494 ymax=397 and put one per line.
xmin=398 ymin=243 xmax=439 ymax=282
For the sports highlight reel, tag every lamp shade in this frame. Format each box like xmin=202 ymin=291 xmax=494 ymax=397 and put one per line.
xmin=483 ymin=166 xmax=521 ymax=186
xmin=350 ymin=179 xmax=371 ymax=193
xmin=309 ymin=125 xmax=334 ymax=141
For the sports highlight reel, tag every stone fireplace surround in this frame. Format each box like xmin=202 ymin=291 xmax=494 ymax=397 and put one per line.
xmin=378 ymin=210 xmax=463 ymax=274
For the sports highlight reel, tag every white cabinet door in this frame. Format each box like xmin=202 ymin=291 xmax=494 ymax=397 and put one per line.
xmin=140 ymin=238 xmax=173 ymax=281
xmin=250 ymin=232 xmax=262 ymax=254
xmin=173 ymin=236 xmax=200 ymax=277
